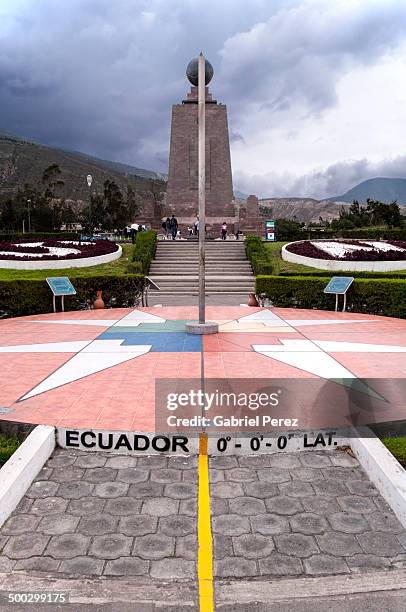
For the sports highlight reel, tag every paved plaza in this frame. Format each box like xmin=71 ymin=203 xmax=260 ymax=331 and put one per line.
xmin=0 ymin=305 xmax=406 ymax=609
xmin=0 ymin=305 xmax=405 ymax=431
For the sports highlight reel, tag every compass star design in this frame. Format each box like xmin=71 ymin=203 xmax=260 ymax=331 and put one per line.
xmin=0 ymin=308 xmax=405 ymax=402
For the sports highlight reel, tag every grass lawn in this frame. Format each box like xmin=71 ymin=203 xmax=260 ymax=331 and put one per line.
xmin=0 ymin=433 xmax=21 ymax=468
xmin=381 ymin=436 xmax=406 ymax=468
xmin=264 ymin=241 xmax=324 ymax=274
xmin=0 ymin=244 xmax=133 ymax=280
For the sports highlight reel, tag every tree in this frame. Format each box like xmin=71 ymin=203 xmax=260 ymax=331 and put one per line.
xmin=126 ymin=185 xmax=141 ymax=221
xmin=42 ymin=163 xmax=64 ymax=200
xmin=102 ymin=180 xmax=129 ymax=229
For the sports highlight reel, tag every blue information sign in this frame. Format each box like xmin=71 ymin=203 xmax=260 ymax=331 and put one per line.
xmin=324 ymin=276 xmax=354 ymax=295
xmin=46 ymin=277 xmax=76 ymax=297
xmin=265 ymin=220 xmax=275 ymax=241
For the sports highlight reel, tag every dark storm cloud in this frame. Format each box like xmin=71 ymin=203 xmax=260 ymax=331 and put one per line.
xmin=1 ymin=0 xmax=406 ymax=193
xmin=0 ymin=0 xmax=281 ymax=170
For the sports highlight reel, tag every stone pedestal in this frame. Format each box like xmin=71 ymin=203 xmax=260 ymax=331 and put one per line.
xmin=185 ymin=321 xmax=219 ymax=335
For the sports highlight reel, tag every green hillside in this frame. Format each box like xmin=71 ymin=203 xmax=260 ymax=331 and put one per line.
xmin=0 ymin=130 xmax=165 ymax=201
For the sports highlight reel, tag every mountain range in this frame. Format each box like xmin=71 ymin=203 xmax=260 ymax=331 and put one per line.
xmin=330 ymin=177 xmax=406 ymax=205
xmin=1 ymin=128 xmax=405 ymax=221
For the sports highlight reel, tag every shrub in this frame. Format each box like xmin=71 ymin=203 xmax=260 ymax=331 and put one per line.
xmin=245 ymin=235 xmax=273 ymax=274
xmin=0 ymin=434 xmax=21 ymax=467
xmin=251 ymin=256 xmax=274 ymax=275
xmin=0 ymin=274 xmax=145 ymax=318
xmin=255 ymin=275 xmax=406 ymax=318
xmin=131 ymin=230 xmax=157 ymax=273
xmin=125 ymin=261 xmax=143 ymax=274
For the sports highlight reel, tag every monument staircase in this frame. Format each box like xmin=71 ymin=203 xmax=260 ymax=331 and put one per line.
xmin=148 ymin=240 xmax=255 ymax=295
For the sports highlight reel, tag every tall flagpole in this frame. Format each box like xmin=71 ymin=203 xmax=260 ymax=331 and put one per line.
xmin=198 ymin=52 xmax=206 ymax=324
xmin=186 ymin=54 xmax=218 ymax=335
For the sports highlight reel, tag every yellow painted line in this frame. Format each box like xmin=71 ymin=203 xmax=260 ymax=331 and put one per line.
xmin=198 ymin=433 xmax=214 ymax=612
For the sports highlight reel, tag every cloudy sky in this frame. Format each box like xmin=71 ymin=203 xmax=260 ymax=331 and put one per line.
xmin=1 ymin=0 xmax=406 ymax=198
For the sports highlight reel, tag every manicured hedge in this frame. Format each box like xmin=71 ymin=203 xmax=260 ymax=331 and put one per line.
xmin=245 ymin=235 xmax=273 ymax=274
xmin=0 ymin=274 xmax=145 ymax=318
xmin=131 ymin=230 xmax=157 ymax=273
xmin=256 ymin=275 xmax=406 ymax=318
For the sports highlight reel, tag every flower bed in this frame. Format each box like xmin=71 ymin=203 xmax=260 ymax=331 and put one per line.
xmin=0 ymin=238 xmax=118 ymax=260
xmin=282 ymin=240 xmax=406 ymax=272
xmin=0 ymin=239 xmax=122 ymax=270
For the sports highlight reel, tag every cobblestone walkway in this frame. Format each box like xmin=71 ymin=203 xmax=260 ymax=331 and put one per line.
xmin=210 ymin=450 xmax=406 ymax=579
xmin=1 ymin=448 xmax=406 ymax=610
xmin=0 ymin=449 xmax=198 ymax=584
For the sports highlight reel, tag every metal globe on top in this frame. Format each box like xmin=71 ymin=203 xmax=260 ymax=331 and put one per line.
xmin=186 ymin=57 xmax=214 ymax=87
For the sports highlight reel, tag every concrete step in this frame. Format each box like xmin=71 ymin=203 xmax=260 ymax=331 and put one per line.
xmin=148 ymin=266 xmax=253 ymax=276
xmin=153 ymin=256 xmax=248 ymax=261
xmin=150 ymin=289 xmax=254 ymax=295
xmin=151 ymin=238 xmax=252 ymax=296
xmin=150 ymin=261 xmax=252 ymax=274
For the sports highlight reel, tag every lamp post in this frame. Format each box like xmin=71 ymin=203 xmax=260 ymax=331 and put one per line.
xmin=27 ymin=199 xmax=31 ymax=233
xmin=185 ymin=54 xmax=218 ymax=335
xmin=86 ymin=174 xmax=92 ymax=235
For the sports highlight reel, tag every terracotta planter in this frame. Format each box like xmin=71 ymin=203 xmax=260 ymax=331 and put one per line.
xmin=248 ymin=292 xmax=258 ymax=307
xmin=94 ymin=290 xmax=105 ymax=309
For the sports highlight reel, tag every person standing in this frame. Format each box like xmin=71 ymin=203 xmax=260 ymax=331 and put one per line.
xmin=165 ymin=217 xmax=171 ymax=239
xmin=194 ymin=215 xmax=199 ymax=237
xmin=221 ymin=221 xmax=228 ymax=240
xmin=170 ymin=214 xmax=178 ymax=240
xmin=130 ymin=222 xmax=139 ymax=244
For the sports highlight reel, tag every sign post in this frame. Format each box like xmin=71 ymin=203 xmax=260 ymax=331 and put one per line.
xmin=46 ymin=277 xmax=76 ymax=313
xmin=324 ymin=276 xmax=354 ymax=312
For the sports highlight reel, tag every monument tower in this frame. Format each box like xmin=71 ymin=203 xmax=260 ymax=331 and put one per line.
xmin=166 ymin=58 xmax=235 ymax=223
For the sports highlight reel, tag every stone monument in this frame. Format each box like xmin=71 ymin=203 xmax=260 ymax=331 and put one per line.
xmin=166 ymin=58 xmax=235 ymax=227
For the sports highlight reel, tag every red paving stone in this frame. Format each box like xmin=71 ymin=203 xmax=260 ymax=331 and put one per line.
xmin=0 ymin=306 xmax=404 ymax=432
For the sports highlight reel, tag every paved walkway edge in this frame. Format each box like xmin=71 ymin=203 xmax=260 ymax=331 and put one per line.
xmin=0 ymin=425 xmax=55 ymax=528
xmin=216 ymin=568 xmax=406 ymax=604
xmin=350 ymin=426 xmax=406 ymax=528
xmin=0 ymin=569 xmax=404 ymax=606
xmin=0 ymin=573 xmax=196 ymax=607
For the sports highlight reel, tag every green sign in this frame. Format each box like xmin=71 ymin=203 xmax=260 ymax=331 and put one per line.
xmin=46 ymin=277 xmax=76 ymax=297
xmin=324 ymin=277 xmax=354 ymax=295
